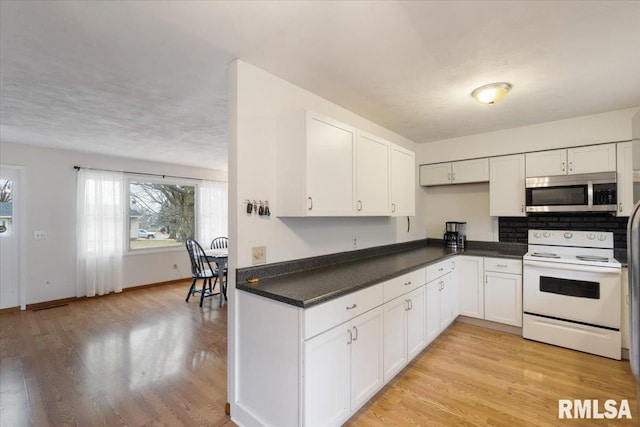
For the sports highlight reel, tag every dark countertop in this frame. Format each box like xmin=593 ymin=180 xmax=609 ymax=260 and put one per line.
xmin=237 ymin=243 xmax=526 ymax=309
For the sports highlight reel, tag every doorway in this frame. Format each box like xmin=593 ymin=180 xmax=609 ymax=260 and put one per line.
xmin=0 ymin=165 xmax=24 ymax=310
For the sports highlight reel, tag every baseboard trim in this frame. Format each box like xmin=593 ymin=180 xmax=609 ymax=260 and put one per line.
xmin=0 ymin=278 xmax=192 ymax=313
xmin=456 ymin=315 xmax=523 ymax=336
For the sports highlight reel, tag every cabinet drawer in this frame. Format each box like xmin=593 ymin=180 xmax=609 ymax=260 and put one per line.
xmin=383 ymin=268 xmax=426 ymax=302
xmin=304 ymin=284 xmax=383 ymax=340
xmin=426 ymin=259 xmax=455 ymax=281
xmin=484 ymin=257 xmax=522 ymax=275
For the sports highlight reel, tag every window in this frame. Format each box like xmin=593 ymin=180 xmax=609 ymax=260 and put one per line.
xmin=0 ymin=179 xmax=11 ymax=235
xmin=128 ymin=180 xmax=195 ymax=250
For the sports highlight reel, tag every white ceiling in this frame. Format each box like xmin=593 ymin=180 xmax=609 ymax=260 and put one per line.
xmin=2 ymin=1 xmax=640 ymax=170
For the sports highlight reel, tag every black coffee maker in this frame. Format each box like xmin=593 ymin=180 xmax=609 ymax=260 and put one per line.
xmin=444 ymin=221 xmax=467 ymax=250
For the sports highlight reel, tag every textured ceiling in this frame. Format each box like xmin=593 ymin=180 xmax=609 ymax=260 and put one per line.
xmin=1 ymin=1 xmax=640 ymax=170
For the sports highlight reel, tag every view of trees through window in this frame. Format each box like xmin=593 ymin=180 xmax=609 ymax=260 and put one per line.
xmin=129 ymin=181 xmax=195 ymax=250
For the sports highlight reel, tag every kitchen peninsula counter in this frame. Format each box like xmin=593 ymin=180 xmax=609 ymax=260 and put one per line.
xmin=236 ymin=240 xmax=526 ymax=308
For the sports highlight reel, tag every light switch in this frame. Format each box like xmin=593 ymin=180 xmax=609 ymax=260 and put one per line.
xmin=252 ymin=246 xmax=266 ymax=265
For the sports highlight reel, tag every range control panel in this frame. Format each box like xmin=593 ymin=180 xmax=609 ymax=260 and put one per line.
xmin=528 ymin=229 xmax=614 ymax=249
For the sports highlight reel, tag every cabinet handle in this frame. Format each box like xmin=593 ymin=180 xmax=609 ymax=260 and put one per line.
xmin=346 ymin=303 xmax=357 ymax=310
xmin=404 ymin=281 xmax=412 ymax=286
xmin=392 ymin=203 xmax=396 ymax=213
xmin=521 ymin=204 xmax=524 ymax=213
xmin=308 ymin=197 xmax=313 ymax=211
xmin=438 ymin=267 xmax=444 ymax=272
xmin=439 ymin=281 xmax=444 ymax=291
xmin=448 ymin=172 xmax=451 ymax=182
xmin=561 ymin=162 xmax=566 ymax=172
xmin=496 ymin=264 xmax=508 ymax=268
xmin=357 ymin=200 xmax=363 ymax=211
xmin=409 ymin=299 xmax=413 ymax=310
xmin=485 ymin=275 xmax=488 ymax=284
xmin=347 ymin=329 xmax=352 ymax=344
xmin=620 ymin=202 xmax=623 ymax=212
xmin=352 ymin=326 xmax=358 ymax=341
xmin=405 ymin=299 xmax=410 ymax=311
xmin=569 ymin=161 xmax=573 ymax=172
xmin=451 ymin=261 xmax=456 ymax=270
xmin=451 ymin=172 xmax=456 ymax=181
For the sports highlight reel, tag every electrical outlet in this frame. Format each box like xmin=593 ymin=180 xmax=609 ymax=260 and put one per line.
xmin=252 ymin=246 xmax=266 ymax=265
xmin=352 ymin=236 xmax=358 ymax=248
xmin=34 ymin=230 xmax=47 ymax=240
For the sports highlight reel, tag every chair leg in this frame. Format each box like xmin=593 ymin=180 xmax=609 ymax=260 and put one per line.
xmin=199 ymin=278 xmax=207 ymax=307
xmin=186 ymin=278 xmax=197 ymax=302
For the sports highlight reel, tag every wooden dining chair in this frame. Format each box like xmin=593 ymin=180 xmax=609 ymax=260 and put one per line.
xmin=185 ymin=238 xmax=220 ymax=307
xmin=210 ymin=236 xmax=228 ymax=249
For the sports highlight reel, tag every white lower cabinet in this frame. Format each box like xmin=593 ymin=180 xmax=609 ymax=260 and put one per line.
xmin=426 ymin=272 xmax=456 ymax=345
xmin=304 ymin=306 xmax=384 ymax=427
xmin=383 ymin=285 xmax=426 ymax=382
xmin=482 ymin=257 xmax=523 ymax=327
xmin=484 ymin=272 xmax=522 ymax=327
xmin=456 ymin=256 xmax=484 ymax=319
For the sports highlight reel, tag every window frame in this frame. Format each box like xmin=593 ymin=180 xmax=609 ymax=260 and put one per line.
xmin=125 ymin=175 xmax=199 ymax=255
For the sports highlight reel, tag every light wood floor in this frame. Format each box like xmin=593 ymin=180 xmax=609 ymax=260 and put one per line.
xmin=2 ymin=283 xmax=638 ymax=426
xmin=0 ymin=281 xmax=232 ymax=426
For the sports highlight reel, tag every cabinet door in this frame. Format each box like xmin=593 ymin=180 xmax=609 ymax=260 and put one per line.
xmin=622 ymin=268 xmax=630 ymax=350
xmin=457 ymin=256 xmax=484 ymax=319
xmin=617 ymin=141 xmax=634 ymax=216
xmin=484 ymin=272 xmax=522 ymax=327
xmin=439 ymin=274 xmax=454 ymax=330
xmin=450 ymin=259 xmax=459 ymax=319
xmin=304 ymin=323 xmax=350 ymax=427
xmin=383 ymin=297 xmax=408 ymax=382
xmin=451 ymin=158 xmax=489 ymax=184
xmin=425 ymin=280 xmax=441 ymax=345
xmin=306 ymin=113 xmax=357 ymax=216
xmin=390 ymin=144 xmax=416 ymax=216
xmin=525 ymin=149 xmax=567 ymax=177
xmin=406 ymin=285 xmax=427 ymax=360
xmin=351 ymin=307 xmax=384 ymax=409
xmin=490 ymin=154 xmax=526 ymax=217
xmin=419 ymin=163 xmax=451 ymax=186
xmin=357 ymin=132 xmax=390 ymax=216
xmin=567 ymin=143 xmax=616 ymax=175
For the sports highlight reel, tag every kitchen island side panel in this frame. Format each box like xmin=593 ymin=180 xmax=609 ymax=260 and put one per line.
xmin=235 ymin=290 xmax=302 ymax=427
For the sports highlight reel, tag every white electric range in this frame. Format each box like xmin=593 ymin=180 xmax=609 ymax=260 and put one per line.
xmin=522 ymin=229 xmax=622 ymax=359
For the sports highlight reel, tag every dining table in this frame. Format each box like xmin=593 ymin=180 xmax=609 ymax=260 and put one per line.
xmin=203 ymin=248 xmax=228 ymax=306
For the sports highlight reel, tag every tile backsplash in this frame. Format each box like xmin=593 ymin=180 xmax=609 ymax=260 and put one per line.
xmin=499 ymin=214 xmax=629 ymax=249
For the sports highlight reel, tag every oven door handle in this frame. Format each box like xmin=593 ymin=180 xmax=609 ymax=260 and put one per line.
xmin=523 ymin=259 xmax=621 ymax=275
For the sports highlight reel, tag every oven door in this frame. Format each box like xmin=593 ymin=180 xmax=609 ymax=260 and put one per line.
xmin=523 ymin=260 xmax=621 ymax=329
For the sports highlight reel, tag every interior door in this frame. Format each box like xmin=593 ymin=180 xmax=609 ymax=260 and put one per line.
xmin=0 ymin=166 xmax=21 ymax=309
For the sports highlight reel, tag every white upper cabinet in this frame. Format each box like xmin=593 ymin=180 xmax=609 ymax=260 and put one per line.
xmin=277 ymin=110 xmax=356 ymax=216
xmin=526 ymin=144 xmax=616 ymax=177
xmin=356 ymin=132 xmax=390 ymax=216
xmin=277 ymin=110 xmax=414 ymax=217
xmin=525 ymin=149 xmax=567 ymax=177
xmin=452 ymin=158 xmax=490 ymax=184
xmin=617 ymin=141 xmax=634 ymax=216
xmin=390 ymin=144 xmax=416 ymax=216
xmin=420 ymin=158 xmax=489 ymax=186
xmin=567 ymin=144 xmax=617 ymax=175
xmin=490 ymin=154 xmax=526 ymax=217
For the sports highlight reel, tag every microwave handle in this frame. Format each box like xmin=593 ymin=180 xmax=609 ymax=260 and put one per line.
xmin=587 ymin=180 xmax=594 ymax=208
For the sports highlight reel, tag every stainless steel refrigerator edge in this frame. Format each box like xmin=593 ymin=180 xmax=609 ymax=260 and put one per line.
xmin=627 ymin=202 xmax=640 ymax=383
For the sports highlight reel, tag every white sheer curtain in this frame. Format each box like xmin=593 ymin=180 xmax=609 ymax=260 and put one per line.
xmin=76 ymin=169 xmax=125 ymax=297
xmin=198 ymin=180 xmax=228 ymax=245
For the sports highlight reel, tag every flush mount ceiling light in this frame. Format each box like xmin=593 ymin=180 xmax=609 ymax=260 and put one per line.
xmin=471 ymin=82 xmax=512 ymax=105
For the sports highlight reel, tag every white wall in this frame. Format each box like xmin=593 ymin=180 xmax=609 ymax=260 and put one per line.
xmin=1 ymin=141 xmax=227 ymax=305
xmin=418 ymin=107 xmax=639 ymax=239
xmin=231 ymin=60 xmax=424 ymax=269
xmin=227 ymin=59 xmax=425 ymax=421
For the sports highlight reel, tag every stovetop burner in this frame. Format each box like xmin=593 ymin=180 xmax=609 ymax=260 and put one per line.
xmin=576 ymin=255 xmax=610 ymax=263
xmin=530 ymin=252 xmax=560 ymax=259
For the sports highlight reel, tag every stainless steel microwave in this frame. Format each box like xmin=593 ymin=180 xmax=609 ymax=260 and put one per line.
xmin=525 ymin=171 xmax=617 ymax=213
